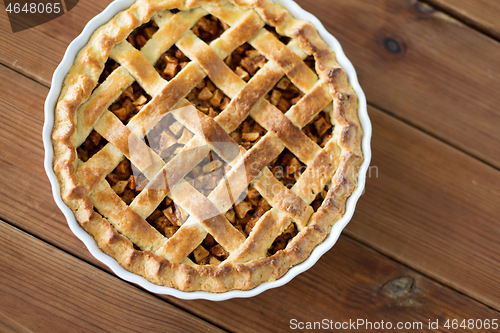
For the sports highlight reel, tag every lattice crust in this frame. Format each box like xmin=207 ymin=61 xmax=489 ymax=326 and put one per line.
xmin=52 ymin=0 xmax=363 ymax=292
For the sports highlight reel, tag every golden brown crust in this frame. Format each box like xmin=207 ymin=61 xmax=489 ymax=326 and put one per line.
xmin=52 ymin=0 xmax=363 ymax=292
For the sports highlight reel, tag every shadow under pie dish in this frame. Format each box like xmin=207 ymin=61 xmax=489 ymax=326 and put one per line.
xmin=45 ymin=0 xmax=370 ymax=297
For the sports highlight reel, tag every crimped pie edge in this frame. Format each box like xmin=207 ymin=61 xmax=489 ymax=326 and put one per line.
xmin=50 ymin=0 xmax=364 ymax=293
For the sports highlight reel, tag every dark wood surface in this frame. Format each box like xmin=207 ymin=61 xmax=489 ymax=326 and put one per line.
xmin=0 ymin=221 xmax=224 ymax=333
xmin=1 ymin=0 xmax=499 ymax=331
xmin=426 ymin=0 xmax=500 ymax=39
xmin=297 ymin=0 xmax=500 ymax=169
xmin=3 ymin=0 xmax=500 ymax=170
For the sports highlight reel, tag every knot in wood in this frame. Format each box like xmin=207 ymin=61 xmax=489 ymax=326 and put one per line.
xmin=384 ymin=38 xmax=403 ymax=54
xmin=381 ymin=275 xmax=415 ymax=298
xmin=414 ymin=1 xmax=436 ymax=14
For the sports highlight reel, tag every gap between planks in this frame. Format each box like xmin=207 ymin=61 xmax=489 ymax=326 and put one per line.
xmin=0 ymin=218 xmax=228 ymax=333
xmin=1 ymin=58 xmax=497 ymax=309
xmin=2 ymin=216 xmax=499 ymax=333
xmin=0 ymin=4 xmax=498 ymax=326
xmin=2 ymin=60 xmax=500 ymax=312
xmin=2 ymin=0 xmax=500 ymax=171
xmin=366 ymin=99 xmax=500 ymax=174
xmin=6 ymin=50 xmax=497 ymax=175
xmin=420 ymin=0 xmax=500 ymax=41
xmin=0 ymin=216 xmax=231 ymax=333
xmin=3 ymin=203 xmax=500 ymax=320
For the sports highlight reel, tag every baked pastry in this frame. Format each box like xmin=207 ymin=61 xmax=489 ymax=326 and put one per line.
xmin=52 ymin=0 xmax=363 ymax=292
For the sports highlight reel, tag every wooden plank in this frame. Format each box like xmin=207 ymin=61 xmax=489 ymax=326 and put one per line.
xmin=0 ymin=220 xmax=224 ymax=333
xmin=3 ymin=222 xmax=497 ymax=333
xmin=173 ymin=107 xmax=500 ymax=324
xmin=293 ymin=0 xmax=500 ymax=169
xmin=3 ymin=0 xmax=500 ymax=170
xmin=167 ymin=236 xmax=500 ymax=333
xmin=0 ymin=0 xmax=113 ymax=86
xmin=425 ymin=0 xmax=500 ymax=40
xmin=0 ymin=62 xmax=97 ymax=265
xmin=345 ymin=106 xmax=500 ymax=309
xmin=1 ymin=61 xmax=500 ymax=325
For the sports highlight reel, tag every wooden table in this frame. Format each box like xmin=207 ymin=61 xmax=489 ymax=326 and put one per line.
xmin=1 ymin=0 xmax=500 ymax=331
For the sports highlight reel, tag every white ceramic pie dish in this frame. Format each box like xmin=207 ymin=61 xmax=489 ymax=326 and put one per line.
xmin=43 ymin=0 xmax=371 ymax=301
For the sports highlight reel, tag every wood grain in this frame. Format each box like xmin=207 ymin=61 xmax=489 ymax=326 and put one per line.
xmin=0 ymin=63 xmax=95 ymax=264
xmin=167 ymin=235 xmax=500 ymax=333
xmin=1 ymin=57 xmax=500 ymax=324
xmin=425 ymin=0 xmax=500 ymax=40
xmin=1 ymin=0 xmax=500 ymax=329
xmin=2 ymin=218 xmax=499 ymax=333
xmin=0 ymin=220 xmax=224 ymax=333
xmin=0 ymin=0 xmax=114 ymax=86
xmin=346 ymin=107 xmax=500 ymax=309
xmin=293 ymin=0 xmax=500 ymax=169
xmin=1 ymin=0 xmax=500 ymax=169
